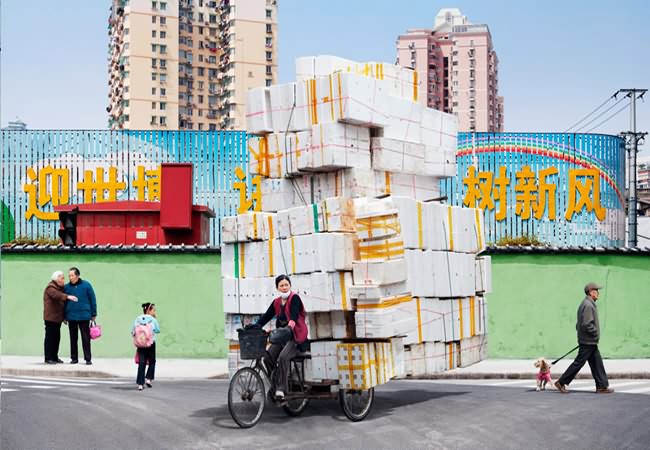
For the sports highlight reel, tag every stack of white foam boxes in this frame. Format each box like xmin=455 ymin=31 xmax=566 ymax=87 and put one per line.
xmin=223 ymin=54 xmax=490 ymax=384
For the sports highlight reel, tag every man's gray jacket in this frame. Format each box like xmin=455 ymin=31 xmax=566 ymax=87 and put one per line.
xmin=576 ymin=296 xmax=600 ymax=345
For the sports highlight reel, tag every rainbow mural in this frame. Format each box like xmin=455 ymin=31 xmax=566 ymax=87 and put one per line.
xmin=441 ymin=132 xmax=626 ymax=247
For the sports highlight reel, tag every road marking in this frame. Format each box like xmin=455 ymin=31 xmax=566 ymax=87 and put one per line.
xmin=0 ymin=388 xmax=18 ymax=392
xmin=0 ymin=378 xmax=92 ymax=387
xmin=1 ymin=375 xmax=128 ymax=385
xmin=620 ymin=386 xmax=650 ymax=394
xmin=609 ymin=381 xmax=648 ymax=390
xmin=484 ymin=380 xmax=533 ymax=386
xmin=21 ymin=385 xmax=58 ymax=390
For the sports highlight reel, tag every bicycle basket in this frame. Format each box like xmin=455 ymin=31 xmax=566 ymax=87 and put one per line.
xmin=237 ymin=328 xmax=268 ymax=360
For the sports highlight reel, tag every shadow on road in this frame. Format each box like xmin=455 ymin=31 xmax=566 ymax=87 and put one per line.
xmin=195 ymin=388 xmax=469 ymax=429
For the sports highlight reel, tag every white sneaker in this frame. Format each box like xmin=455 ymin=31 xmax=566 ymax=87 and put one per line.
xmin=275 ymin=390 xmax=285 ymax=399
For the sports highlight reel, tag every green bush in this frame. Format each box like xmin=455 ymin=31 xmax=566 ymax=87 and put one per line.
xmin=494 ymin=235 xmax=545 ymax=246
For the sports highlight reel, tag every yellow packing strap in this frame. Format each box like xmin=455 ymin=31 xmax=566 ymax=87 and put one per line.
xmin=357 ymin=294 xmax=412 ymax=310
xmin=290 ymin=236 xmax=296 ymax=274
xmin=355 ymin=214 xmax=401 ymax=239
xmin=358 ymin=238 xmax=405 ymax=261
xmin=474 ymin=208 xmax=483 ymax=251
xmin=447 ymin=206 xmax=454 ymax=251
xmin=448 ymin=342 xmax=454 ymax=369
xmin=267 ymin=239 xmax=274 ymax=276
xmin=267 ymin=215 xmax=274 ymax=240
xmin=338 ymin=271 xmax=348 ymax=310
xmin=458 ymin=298 xmax=464 ymax=340
xmin=469 ymin=296 xmax=476 ymax=336
xmin=416 ymin=297 xmax=423 ymax=344
xmin=239 ymin=242 xmax=246 ymax=278
xmin=417 ymin=202 xmax=424 ymax=249
xmin=412 ymin=70 xmax=418 ymax=102
xmin=252 ymin=213 xmax=258 ymax=240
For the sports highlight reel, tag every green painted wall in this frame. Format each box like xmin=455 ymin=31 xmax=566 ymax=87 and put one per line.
xmin=1 ymin=252 xmax=224 ymax=358
xmin=488 ymin=253 xmax=650 ymax=358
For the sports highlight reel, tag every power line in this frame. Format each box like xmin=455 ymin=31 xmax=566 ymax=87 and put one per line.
xmin=563 ymin=94 xmax=616 ymax=133
xmin=583 ymin=102 xmax=629 ymax=133
xmin=574 ymin=95 xmax=628 ymax=132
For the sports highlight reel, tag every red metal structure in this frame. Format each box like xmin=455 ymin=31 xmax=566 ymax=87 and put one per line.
xmin=55 ymin=163 xmax=215 ymax=246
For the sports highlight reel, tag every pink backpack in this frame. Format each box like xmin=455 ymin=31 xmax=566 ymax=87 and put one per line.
xmin=133 ymin=322 xmax=154 ymax=348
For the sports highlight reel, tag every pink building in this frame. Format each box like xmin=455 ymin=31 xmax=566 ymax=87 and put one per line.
xmin=397 ymin=8 xmax=504 ymax=132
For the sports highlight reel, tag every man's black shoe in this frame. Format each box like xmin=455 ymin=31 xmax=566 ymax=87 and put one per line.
xmin=70 ymin=360 xmax=79 ymax=364
xmin=85 ymin=361 xmax=92 ymax=365
xmin=56 ymin=359 xmax=64 ymax=364
xmin=45 ymin=360 xmax=57 ymax=365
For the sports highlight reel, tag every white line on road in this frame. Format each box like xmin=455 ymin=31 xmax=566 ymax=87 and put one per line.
xmin=0 ymin=378 xmax=92 ymax=387
xmin=485 ymin=379 xmax=534 ymax=386
xmin=1 ymin=376 xmax=128 ymax=385
xmin=20 ymin=385 xmax=58 ymax=390
xmin=619 ymin=385 xmax=650 ymax=394
xmin=608 ymin=381 xmax=649 ymax=390
xmin=0 ymin=388 xmax=18 ymax=392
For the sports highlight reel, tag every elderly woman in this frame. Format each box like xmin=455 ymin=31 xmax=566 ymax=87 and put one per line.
xmin=43 ymin=271 xmax=77 ymax=364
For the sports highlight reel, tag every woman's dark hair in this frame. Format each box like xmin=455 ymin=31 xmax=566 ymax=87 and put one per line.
xmin=141 ymin=302 xmax=155 ymax=314
xmin=275 ymin=274 xmax=291 ymax=288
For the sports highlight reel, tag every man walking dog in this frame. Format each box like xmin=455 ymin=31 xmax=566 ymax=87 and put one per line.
xmin=555 ymin=282 xmax=614 ymax=394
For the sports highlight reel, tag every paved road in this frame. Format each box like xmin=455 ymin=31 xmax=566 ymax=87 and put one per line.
xmin=421 ymin=378 xmax=650 ymax=395
xmin=2 ymin=376 xmax=650 ymax=449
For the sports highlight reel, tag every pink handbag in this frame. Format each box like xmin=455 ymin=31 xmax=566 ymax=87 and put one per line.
xmin=89 ymin=320 xmax=102 ymax=340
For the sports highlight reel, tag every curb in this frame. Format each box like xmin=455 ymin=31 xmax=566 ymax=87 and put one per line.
xmin=407 ymin=372 xmax=650 ymax=380
xmin=2 ymin=368 xmax=117 ymax=379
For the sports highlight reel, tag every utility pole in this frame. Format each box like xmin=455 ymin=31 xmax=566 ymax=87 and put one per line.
xmin=617 ymin=88 xmax=647 ymax=247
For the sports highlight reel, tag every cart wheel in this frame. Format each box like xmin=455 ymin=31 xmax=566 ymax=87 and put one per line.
xmin=228 ymin=367 xmax=266 ymax=428
xmin=339 ymin=387 xmax=374 ymax=422
xmin=283 ymin=397 xmax=310 ymax=417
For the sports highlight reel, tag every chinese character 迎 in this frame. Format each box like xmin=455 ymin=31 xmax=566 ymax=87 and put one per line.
xmin=23 ymin=166 xmax=70 ymax=220
xmin=233 ymin=167 xmax=261 ymax=213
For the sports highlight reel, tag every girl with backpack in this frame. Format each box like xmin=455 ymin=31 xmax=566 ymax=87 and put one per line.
xmin=131 ymin=302 xmax=160 ymax=391
xmin=251 ymin=275 xmax=308 ymax=401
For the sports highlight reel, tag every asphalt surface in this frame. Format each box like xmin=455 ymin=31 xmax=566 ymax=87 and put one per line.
xmin=2 ymin=376 xmax=650 ymax=450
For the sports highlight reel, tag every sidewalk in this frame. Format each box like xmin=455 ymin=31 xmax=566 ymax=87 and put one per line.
xmin=2 ymin=356 xmax=649 ymax=380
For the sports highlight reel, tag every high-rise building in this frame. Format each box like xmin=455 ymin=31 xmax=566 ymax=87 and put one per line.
xmin=3 ymin=118 xmax=27 ymax=130
xmin=107 ymin=0 xmax=278 ymax=131
xmin=396 ymin=8 xmax=503 ymax=132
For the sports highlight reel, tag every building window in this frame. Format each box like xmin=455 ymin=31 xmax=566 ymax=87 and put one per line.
xmin=152 ymin=87 xmax=157 ymax=95
xmin=266 ymin=79 xmax=272 ymax=87
xmin=266 ymin=24 xmax=272 ymax=33
xmin=124 ymin=28 xmax=130 ymax=35
xmin=160 ymin=73 xmax=167 ymax=82
xmin=198 ymin=123 xmax=204 ymax=130
xmin=152 ymin=30 xmax=157 ymax=38
xmin=266 ymin=9 xmax=272 ymax=18
xmin=160 ymin=87 xmax=166 ymax=96
xmin=160 ymin=59 xmax=166 ymax=68
xmin=266 ymin=51 xmax=272 ymax=61
xmin=266 ymin=65 xmax=272 ymax=74
xmin=160 ymin=116 xmax=166 ymax=126
xmin=159 ymin=102 xmax=166 ymax=110
xmin=152 ymin=1 xmax=157 ymax=9
xmin=198 ymin=95 xmax=204 ymax=103
xmin=199 ymin=26 xmax=204 ymax=35
xmin=152 ymin=16 xmax=156 ymax=23
xmin=209 ymin=124 xmax=216 ymax=131
xmin=160 ymin=31 xmax=166 ymax=38
xmin=160 ymin=45 xmax=167 ymax=54
xmin=151 ymin=44 xmax=157 ymax=52
xmin=198 ymin=67 xmax=205 ymax=76
xmin=266 ymin=37 xmax=272 ymax=46
xmin=151 ymin=116 xmax=157 ymax=125
xmin=152 ymin=102 xmax=156 ymax=109
xmin=152 ymin=58 xmax=157 ymax=68
xmin=160 ymin=2 xmax=166 ymax=10
xmin=152 ymin=72 xmax=157 ymax=80
xmin=160 ymin=16 xmax=166 ymax=25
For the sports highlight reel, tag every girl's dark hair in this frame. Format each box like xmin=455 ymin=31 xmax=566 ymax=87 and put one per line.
xmin=275 ymin=274 xmax=291 ymax=288
xmin=141 ymin=302 xmax=155 ymax=314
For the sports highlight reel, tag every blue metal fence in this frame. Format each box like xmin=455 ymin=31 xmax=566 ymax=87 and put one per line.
xmin=1 ymin=130 xmax=248 ymax=246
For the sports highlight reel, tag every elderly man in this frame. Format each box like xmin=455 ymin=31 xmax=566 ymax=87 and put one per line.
xmin=43 ymin=271 xmax=78 ymax=364
xmin=555 ymin=282 xmax=614 ymax=394
xmin=64 ymin=267 xmax=97 ymax=365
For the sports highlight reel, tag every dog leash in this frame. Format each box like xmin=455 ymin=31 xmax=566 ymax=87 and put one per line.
xmin=551 ymin=345 xmax=579 ymax=365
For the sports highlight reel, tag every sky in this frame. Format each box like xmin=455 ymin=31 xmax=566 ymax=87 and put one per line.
xmin=1 ymin=0 xmax=649 ymax=151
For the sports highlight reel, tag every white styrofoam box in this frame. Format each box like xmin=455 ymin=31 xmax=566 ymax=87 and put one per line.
xmin=311 ymin=168 xmax=377 ymax=200
xmin=391 ymin=196 xmax=424 ymax=250
xmin=223 ymin=243 xmax=257 ymax=278
xmin=315 ymin=232 xmax=357 ymax=272
xmin=357 ymin=235 xmax=405 ymax=262
xmin=420 ymin=107 xmax=445 ymax=147
xmin=441 ymin=113 xmax=459 ymax=151
xmin=288 ymin=203 xmax=326 ymax=236
xmin=266 ymin=132 xmax=292 ymax=178
xmin=406 ymin=343 xmax=425 ymax=376
xmin=248 ymin=134 xmax=270 ymax=177
xmin=337 ymin=342 xmax=378 ymax=390
xmin=221 ymin=243 xmax=234 ymax=278
xmin=425 ymin=341 xmax=449 ymax=374
xmin=311 ymin=312 xmax=333 ymax=339
xmin=391 ymin=337 xmax=406 ymax=379
xmin=371 ymin=138 xmax=426 ymax=175
xmin=223 ymin=278 xmax=240 ymax=313
xmin=221 ymin=216 xmax=238 ymax=244
xmin=287 ymin=131 xmax=312 ymax=176
xmin=293 ymin=73 xmax=391 ymax=129
xmin=260 ymin=177 xmax=297 ymax=213
xmin=352 ymin=258 xmax=407 ymax=286
xmin=404 ymin=297 xmax=446 ymax=345
xmin=352 ymin=195 xmax=395 ymax=217
xmin=375 ymin=171 xmax=441 ymax=201
xmin=295 ymin=55 xmax=355 ymax=80
xmin=331 ymin=310 xmax=356 ymax=339
xmin=276 ymin=209 xmax=291 ymax=239
xmin=355 ymin=210 xmax=401 ymax=241
xmin=458 ymin=335 xmax=486 ymax=368
xmin=422 ymin=146 xmax=457 ymax=177
xmin=302 ymin=123 xmax=371 ymax=172
xmin=224 ymin=314 xmax=275 ymax=340
xmin=422 ymin=202 xmax=452 ymax=251
xmin=405 ymin=250 xmax=476 ymax=298
xmin=348 ymin=282 xmax=409 ymax=300
xmin=271 ymin=235 xmax=313 ymax=275
xmin=238 ymin=277 xmax=275 ymax=314
xmin=475 ymin=256 xmax=492 ymax=294
xmin=355 ymin=294 xmax=417 ymax=339
xmin=321 ymin=196 xmax=356 ymax=232
xmin=246 ymin=86 xmax=273 ymax=134
xmin=236 ymin=212 xmax=274 ymax=242
xmin=477 ymin=295 xmax=488 ymax=336
xmin=310 ymin=340 xmax=341 ymax=381
xmin=270 ymin=82 xmax=300 ymax=132
xmin=375 ymin=96 xmax=423 ymax=144
xmin=297 ymin=271 xmax=354 ymax=312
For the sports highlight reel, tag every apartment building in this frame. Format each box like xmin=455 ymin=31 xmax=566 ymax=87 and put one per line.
xmin=107 ymin=0 xmax=278 ymax=131
xmin=396 ymin=8 xmax=503 ymax=132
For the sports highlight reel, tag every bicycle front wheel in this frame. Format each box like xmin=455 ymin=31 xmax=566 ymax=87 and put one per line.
xmin=339 ymin=387 xmax=374 ymax=422
xmin=228 ymin=367 xmax=266 ymax=428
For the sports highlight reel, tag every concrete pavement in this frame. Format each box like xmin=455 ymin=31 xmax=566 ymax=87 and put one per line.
xmin=2 ymin=355 xmax=649 ymax=379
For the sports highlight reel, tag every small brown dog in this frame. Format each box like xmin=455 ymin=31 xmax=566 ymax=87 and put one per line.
xmin=534 ymin=358 xmax=554 ymax=391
